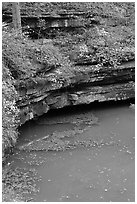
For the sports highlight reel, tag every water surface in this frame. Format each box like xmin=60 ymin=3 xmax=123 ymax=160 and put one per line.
xmin=9 ymin=103 xmax=135 ymax=202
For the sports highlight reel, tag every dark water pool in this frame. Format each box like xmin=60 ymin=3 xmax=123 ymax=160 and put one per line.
xmin=8 ymin=103 xmax=135 ymax=202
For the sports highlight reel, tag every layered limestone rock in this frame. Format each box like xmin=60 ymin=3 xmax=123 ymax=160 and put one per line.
xmin=17 ymin=61 xmax=135 ymax=124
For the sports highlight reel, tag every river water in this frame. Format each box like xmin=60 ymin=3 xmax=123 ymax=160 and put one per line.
xmin=8 ymin=102 xmax=135 ymax=202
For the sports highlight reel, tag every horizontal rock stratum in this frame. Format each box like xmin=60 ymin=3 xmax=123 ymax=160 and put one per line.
xmin=17 ymin=60 xmax=135 ymax=124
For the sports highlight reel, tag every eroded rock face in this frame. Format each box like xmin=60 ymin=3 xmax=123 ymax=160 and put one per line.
xmin=17 ymin=61 xmax=135 ymax=124
xmin=3 ymin=3 xmax=135 ymax=125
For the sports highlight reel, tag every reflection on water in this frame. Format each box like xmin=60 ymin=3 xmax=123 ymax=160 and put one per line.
xmin=9 ymin=103 xmax=135 ymax=202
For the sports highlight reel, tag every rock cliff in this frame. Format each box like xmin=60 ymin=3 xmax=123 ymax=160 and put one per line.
xmin=17 ymin=60 xmax=134 ymax=124
xmin=2 ymin=2 xmax=135 ymax=124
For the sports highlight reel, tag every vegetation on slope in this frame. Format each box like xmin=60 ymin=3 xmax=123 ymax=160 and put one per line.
xmin=2 ymin=62 xmax=19 ymax=160
xmin=2 ymin=2 xmax=135 ymax=73
xmin=2 ymin=30 xmax=74 ymax=87
xmin=2 ymin=2 xmax=135 ymax=19
xmin=50 ymin=3 xmax=135 ymax=66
